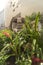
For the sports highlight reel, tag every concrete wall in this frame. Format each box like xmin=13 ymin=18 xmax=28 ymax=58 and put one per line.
xmin=4 ymin=0 xmax=43 ymax=28
xmin=0 ymin=10 xmax=5 ymax=29
xmin=0 ymin=10 xmax=4 ymax=24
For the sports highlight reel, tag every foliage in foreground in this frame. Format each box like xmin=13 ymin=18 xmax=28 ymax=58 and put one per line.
xmin=0 ymin=12 xmax=43 ymax=65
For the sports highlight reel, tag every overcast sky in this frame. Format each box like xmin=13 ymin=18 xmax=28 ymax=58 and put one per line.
xmin=0 ymin=0 xmax=9 ymax=12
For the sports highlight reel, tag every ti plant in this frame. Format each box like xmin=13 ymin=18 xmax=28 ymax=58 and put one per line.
xmin=0 ymin=12 xmax=43 ymax=65
xmin=19 ymin=12 xmax=43 ymax=65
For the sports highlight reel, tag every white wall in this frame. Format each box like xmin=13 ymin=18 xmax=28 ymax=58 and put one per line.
xmin=4 ymin=0 xmax=43 ymax=27
xmin=0 ymin=10 xmax=5 ymax=25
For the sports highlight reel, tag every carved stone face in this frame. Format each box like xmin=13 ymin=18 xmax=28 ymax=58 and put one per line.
xmin=10 ymin=12 xmax=24 ymax=32
xmin=12 ymin=19 xmax=24 ymax=32
xmin=12 ymin=22 xmax=17 ymax=32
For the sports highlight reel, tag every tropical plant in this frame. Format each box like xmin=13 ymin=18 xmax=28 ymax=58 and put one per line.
xmin=0 ymin=12 xmax=43 ymax=65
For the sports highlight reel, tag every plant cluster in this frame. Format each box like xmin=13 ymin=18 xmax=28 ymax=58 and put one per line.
xmin=0 ymin=12 xmax=43 ymax=65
